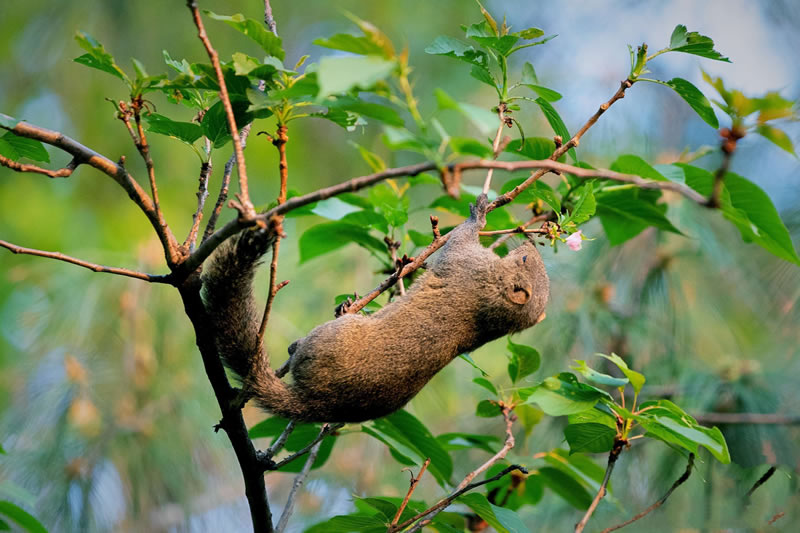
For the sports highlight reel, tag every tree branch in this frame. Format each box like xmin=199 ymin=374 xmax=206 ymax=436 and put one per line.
xmin=0 ymin=153 xmax=77 ymax=178
xmin=575 ymin=437 xmax=625 ymax=533
xmin=266 ymin=423 xmax=343 ymax=471
xmin=187 ymin=1 xmax=255 ymax=219
xmin=389 ymin=458 xmax=431 ymax=530
xmin=0 ymin=239 xmax=172 ymax=283
xmin=601 ymin=453 xmax=695 ymax=533
xmin=275 ymin=431 xmax=324 ymax=533
xmin=745 ymin=466 xmax=777 ymax=500
xmin=185 ymin=159 xmax=212 ymax=251
xmin=1 ymin=114 xmax=180 ymax=265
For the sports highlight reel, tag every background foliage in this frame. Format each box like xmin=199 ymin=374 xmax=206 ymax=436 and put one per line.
xmin=1 ymin=1 xmax=799 ymax=531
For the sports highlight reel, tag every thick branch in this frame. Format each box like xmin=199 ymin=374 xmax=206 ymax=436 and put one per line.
xmin=1 ymin=114 xmax=180 ymax=265
xmin=0 ymin=239 xmax=172 ymax=283
xmin=601 ymin=453 xmax=695 ymax=533
xmin=187 ymin=1 xmax=254 ymax=218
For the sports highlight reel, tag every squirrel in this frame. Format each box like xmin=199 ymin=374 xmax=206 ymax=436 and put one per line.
xmin=201 ymin=194 xmax=549 ymax=423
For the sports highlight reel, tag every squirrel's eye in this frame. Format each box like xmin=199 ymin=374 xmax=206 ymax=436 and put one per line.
xmin=522 ymin=255 xmax=528 ymax=264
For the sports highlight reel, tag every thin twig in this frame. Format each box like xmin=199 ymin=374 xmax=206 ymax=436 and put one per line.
xmin=707 ymin=127 xmax=742 ymax=208
xmin=389 ymin=458 xmax=431 ymax=530
xmin=187 ymin=1 xmax=254 ymax=218
xmin=266 ymin=421 xmax=296 ymax=459
xmin=267 ymin=423 xmax=343 ymax=471
xmin=0 ymin=154 xmax=77 ymax=178
xmin=257 ymin=241 xmax=289 ymax=354
xmin=745 ymin=466 xmax=777 ymax=500
xmin=601 ymin=453 xmax=695 ymax=533
xmin=479 ymin=227 xmax=548 ymax=236
xmin=482 ymin=103 xmax=508 ymax=194
xmin=185 ymin=159 xmax=212 ymax=250
xmin=575 ymin=438 xmax=625 ymax=533
xmin=0 ymin=239 xmax=171 ymax=283
xmin=2 ymin=114 xmax=180 ymax=265
xmin=132 ymin=97 xmax=163 ymax=223
xmin=263 ymin=0 xmax=278 ymax=36
xmin=275 ymin=430 xmax=324 ymax=533
xmin=402 ymin=465 xmax=528 ymax=533
xmin=397 ymin=406 xmax=518 ymax=532
xmin=489 ymin=213 xmax=551 ymax=250
xmin=768 ymin=511 xmax=785 ymax=525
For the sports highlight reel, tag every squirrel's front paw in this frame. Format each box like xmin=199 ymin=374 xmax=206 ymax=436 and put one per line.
xmin=469 ymin=193 xmax=490 ymax=225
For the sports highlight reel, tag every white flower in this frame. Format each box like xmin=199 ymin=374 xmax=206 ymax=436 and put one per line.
xmin=566 ymin=230 xmax=583 ymax=251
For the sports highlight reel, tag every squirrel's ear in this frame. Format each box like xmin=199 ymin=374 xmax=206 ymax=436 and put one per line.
xmin=506 ymin=280 xmax=532 ymax=305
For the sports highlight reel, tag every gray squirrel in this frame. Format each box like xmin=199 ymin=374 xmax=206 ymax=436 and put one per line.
xmin=202 ymin=194 xmax=549 ymax=423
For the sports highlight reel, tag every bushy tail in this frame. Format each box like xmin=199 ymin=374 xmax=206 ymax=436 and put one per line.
xmin=201 ymin=227 xmax=307 ymax=420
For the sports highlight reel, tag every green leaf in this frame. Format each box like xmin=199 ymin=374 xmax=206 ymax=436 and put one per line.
xmin=564 ymin=423 xmax=617 ymax=454
xmin=0 ymin=132 xmax=49 ymax=163
xmin=677 ymin=165 xmax=800 ymax=265
xmin=435 ymin=89 xmax=499 ymax=135
xmin=476 ymin=399 xmax=502 ymax=418
xmin=667 ymin=25 xmax=730 ymax=62
xmin=637 ymin=410 xmax=730 ymax=463
xmin=327 ymin=96 xmax=404 ymax=127
xmin=756 ymin=124 xmax=795 ymax=155
xmin=459 ymin=493 xmax=530 ymax=533
xmin=306 ymin=513 xmax=386 ymax=533
xmin=538 ymin=467 xmax=592 ymax=509
xmin=500 ymin=177 xmax=560 ymax=211
xmin=563 ymin=183 xmax=595 ymax=226
xmin=354 ymin=497 xmax=397 ymax=522
xmin=313 ymin=33 xmax=386 ymax=56
xmin=522 ymin=373 xmax=608 ymax=416
xmin=368 ymin=184 xmax=409 ymax=227
xmin=450 ymin=137 xmax=493 ymax=158
xmin=0 ymin=501 xmax=47 ymax=533
xmin=521 ymin=84 xmax=562 ymax=102
xmin=570 ymin=360 xmax=628 ymax=388
xmin=73 ymin=31 xmax=128 ymax=83
xmin=521 ymin=62 xmax=538 ymax=84
xmin=610 ymin=154 xmax=667 ymax=181
xmin=470 ymin=65 xmax=497 ymax=90
xmin=299 ymin=221 xmax=385 ymax=263
xmin=596 ymin=353 xmax=645 ymax=394
xmin=458 ymin=353 xmax=488 ymax=376
xmin=664 ymin=78 xmax=719 ymax=128
xmin=504 ymin=137 xmax=557 ymax=161
xmin=425 ymin=36 xmax=488 ymax=67
xmin=470 ymin=35 xmax=520 ymax=56
xmin=472 ymin=377 xmax=498 ymax=396
xmin=145 ymin=113 xmax=203 ymax=146
xmin=317 ymin=56 xmax=396 ymax=99
xmin=437 ymin=432 xmax=500 ymax=454
xmin=515 ymin=404 xmax=544 ymax=437
xmin=534 ymin=98 xmax=576 ymax=161
xmin=205 ymin=11 xmax=284 ymax=60
xmin=310 ymin=198 xmax=362 ymax=220
xmin=568 ymin=407 xmax=617 ymax=429
xmin=515 ymin=27 xmax=545 ymax=40
xmin=381 ymin=126 xmax=431 ymax=153
xmin=595 ymin=188 xmax=682 ymax=245
xmin=506 ymin=338 xmax=540 ymax=383
xmin=371 ymin=410 xmax=453 ymax=486
xmin=407 ymin=229 xmax=433 ymax=248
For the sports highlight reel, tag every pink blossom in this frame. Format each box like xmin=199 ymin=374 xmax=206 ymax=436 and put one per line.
xmin=566 ymin=230 xmax=583 ymax=251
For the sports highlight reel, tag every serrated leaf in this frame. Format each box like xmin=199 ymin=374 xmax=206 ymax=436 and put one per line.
xmin=73 ymin=31 xmax=128 ymax=83
xmin=677 ymin=164 xmax=800 ymax=265
xmin=521 ymin=84 xmax=561 ymax=102
xmin=470 ymin=35 xmax=520 ymax=56
xmin=145 ymin=113 xmax=203 ymax=146
xmin=571 ymin=360 xmax=628 ymax=388
xmin=565 ymin=183 xmax=596 ymax=225
xmin=665 ymin=77 xmax=719 ymax=128
xmin=564 ymin=423 xmax=617 ymax=454
xmin=610 ymin=154 xmax=667 ymax=181
xmin=459 ymin=493 xmax=530 ymax=533
xmin=756 ymin=124 xmax=795 ymax=155
xmin=507 ymin=338 xmax=540 ymax=383
xmin=667 ymin=24 xmax=730 ymax=62
xmin=371 ymin=410 xmax=453 ymax=486
xmin=299 ymin=221 xmax=385 ymax=263
xmin=535 ymin=98 xmax=576 ymax=161
xmin=425 ymin=36 xmax=488 ymax=68
xmin=523 ymin=373 xmax=608 ymax=416
xmin=595 ymin=353 xmax=645 ymax=394
xmin=595 ymin=188 xmax=682 ymax=245
xmin=450 ymin=137 xmax=493 ymax=158
xmin=0 ymin=132 xmax=49 ymax=163
xmin=205 ymin=11 xmax=284 ymax=60
xmin=317 ymin=55 xmax=396 ymax=99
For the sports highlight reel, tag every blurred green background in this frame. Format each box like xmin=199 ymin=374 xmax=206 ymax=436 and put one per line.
xmin=1 ymin=1 xmax=799 ymax=531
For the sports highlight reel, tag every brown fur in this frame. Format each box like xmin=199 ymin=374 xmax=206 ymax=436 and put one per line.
xmin=202 ymin=195 xmax=549 ymax=423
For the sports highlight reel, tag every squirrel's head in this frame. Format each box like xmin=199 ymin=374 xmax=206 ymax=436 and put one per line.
xmin=496 ymin=240 xmax=549 ymax=331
